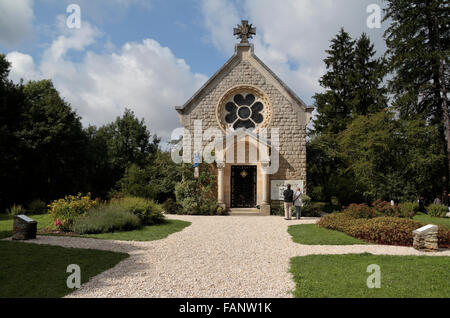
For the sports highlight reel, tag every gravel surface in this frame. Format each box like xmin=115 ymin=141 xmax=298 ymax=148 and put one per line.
xmin=7 ymin=215 xmax=450 ymax=298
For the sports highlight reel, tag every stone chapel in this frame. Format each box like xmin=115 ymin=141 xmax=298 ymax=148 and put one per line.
xmin=175 ymin=21 xmax=313 ymax=215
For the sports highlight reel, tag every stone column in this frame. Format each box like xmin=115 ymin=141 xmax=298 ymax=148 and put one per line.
xmin=260 ymin=161 xmax=271 ymax=215
xmin=217 ymin=162 xmax=226 ymax=208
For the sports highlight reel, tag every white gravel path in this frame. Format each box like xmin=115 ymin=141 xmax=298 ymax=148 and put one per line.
xmin=8 ymin=215 xmax=450 ymax=298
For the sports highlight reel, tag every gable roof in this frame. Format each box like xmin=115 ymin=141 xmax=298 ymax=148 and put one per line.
xmin=175 ymin=43 xmax=314 ymax=114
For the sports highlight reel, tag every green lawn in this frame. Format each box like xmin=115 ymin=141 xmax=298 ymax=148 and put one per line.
xmin=0 ymin=240 xmax=128 ymax=298
xmin=288 ymin=224 xmax=367 ymax=245
xmin=290 ymin=253 xmax=450 ymax=298
xmin=81 ymin=219 xmax=191 ymax=241
xmin=0 ymin=214 xmax=52 ymax=239
xmin=413 ymin=213 xmax=450 ymax=228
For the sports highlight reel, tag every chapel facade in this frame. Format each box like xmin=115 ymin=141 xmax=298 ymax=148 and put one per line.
xmin=175 ymin=21 xmax=313 ymax=215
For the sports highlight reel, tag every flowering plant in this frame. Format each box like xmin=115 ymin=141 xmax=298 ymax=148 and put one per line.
xmin=48 ymin=193 xmax=97 ymax=231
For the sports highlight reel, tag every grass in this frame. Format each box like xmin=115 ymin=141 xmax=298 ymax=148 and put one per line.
xmin=81 ymin=219 xmax=191 ymax=241
xmin=0 ymin=240 xmax=128 ymax=298
xmin=413 ymin=213 xmax=450 ymax=228
xmin=288 ymin=224 xmax=367 ymax=245
xmin=290 ymin=253 xmax=450 ymax=298
xmin=0 ymin=214 xmax=190 ymax=241
xmin=0 ymin=214 xmax=52 ymax=239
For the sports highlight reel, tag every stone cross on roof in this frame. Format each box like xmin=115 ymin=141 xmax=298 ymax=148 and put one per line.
xmin=233 ymin=20 xmax=256 ymax=43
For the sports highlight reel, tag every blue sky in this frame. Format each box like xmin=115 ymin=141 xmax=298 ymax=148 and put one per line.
xmin=0 ymin=0 xmax=388 ymax=140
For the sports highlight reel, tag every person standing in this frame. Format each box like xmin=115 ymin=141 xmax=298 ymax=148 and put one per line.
xmin=283 ymin=184 xmax=294 ymax=220
xmin=433 ymin=194 xmax=442 ymax=205
xmin=418 ymin=196 xmax=426 ymax=213
xmin=293 ymin=187 xmax=303 ymax=219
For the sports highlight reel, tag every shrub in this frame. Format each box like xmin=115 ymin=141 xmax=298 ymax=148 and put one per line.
xmin=117 ymin=197 xmax=164 ymax=225
xmin=371 ymin=200 xmax=402 ymax=217
xmin=117 ymin=164 xmax=157 ymax=200
xmin=162 ymin=198 xmax=182 ymax=214
xmin=72 ymin=203 xmax=141 ymax=234
xmin=48 ymin=193 xmax=97 ymax=231
xmin=398 ymin=201 xmax=419 ymax=218
xmin=302 ymin=202 xmax=326 ymax=217
xmin=342 ymin=203 xmax=377 ymax=219
xmin=27 ymin=199 xmax=47 ymax=215
xmin=174 ymin=163 xmax=218 ymax=215
xmin=270 ymin=203 xmax=284 ymax=216
xmin=318 ymin=213 xmax=450 ymax=247
xmin=426 ymin=204 xmax=448 ymax=217
xmin=7 ymin=204 xmax=26 ymax=216
xmin=177 ymin=196 xmax=217 ymax=215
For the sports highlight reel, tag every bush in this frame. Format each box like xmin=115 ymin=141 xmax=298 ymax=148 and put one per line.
xmin=7 ymin=204 xmax=26 ymax=216
xmin=117 ymin=164 xmax=157 ymax=200
xmin=27 ymin=199 xmax=47 ymax=215
xmin=162 ymin=198 xmax=182 ymax=214
xmin=426 ymin=204 xmax=448 ymax=217
xmin=177 ymin=196 xmax=217 ymax=215
xmin=270 ymin=203 xmax=284 ymax=216
xmin=48 ymin=193 xmax=97 ymax=231
xmin=371 ymin=200 xmax=402 ymax=217
xmin=398 ymin=201 xmax=419 ymax=218
xmin=117 ymin=197 xmax=164 ymax=225
xmin=343 ymin=203 xmax=377 ymax=219
xmin=174 ymin=163 xmax=218 ymax=215
xmin=72 ymin=203 xmax=141 ymax=234
xmin=302 ymin=202 xmax=326 ymax=217
xmin=318 ymin=213 xmax=450 ymax=247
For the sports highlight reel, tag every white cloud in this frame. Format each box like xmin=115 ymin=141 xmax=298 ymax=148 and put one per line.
xmin=7 ymin=19 xmax=207 ymax=140
xmin=6 ymin=51 xmax=40 ymax=82
xmin=0 ymin=0 xmax=34 ymax=47
xmin=200 ymin=0 xmax=388 ymax=105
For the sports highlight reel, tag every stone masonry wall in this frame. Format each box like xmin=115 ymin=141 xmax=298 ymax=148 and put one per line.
xmin=184 ymin=59 xmax=307 ymax=182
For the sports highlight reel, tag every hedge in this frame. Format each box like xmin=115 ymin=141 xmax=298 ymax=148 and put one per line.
xmin=318 ymin=213 xmax=450 ymax=247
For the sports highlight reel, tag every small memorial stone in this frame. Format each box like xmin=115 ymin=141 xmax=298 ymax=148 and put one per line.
xmin=412 ymin=224 xmax=438 ymax=251
xmin=12 ymin=215 xmax=37 ymax=240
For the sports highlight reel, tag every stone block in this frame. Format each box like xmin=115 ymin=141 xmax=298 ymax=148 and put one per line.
xmin=260 ymin=204 xmax=270 ymax=216
xmin=412 ymin=224 xmax=438 ymax=251
xmin=12 ymin=215 xmax=37 ymax=240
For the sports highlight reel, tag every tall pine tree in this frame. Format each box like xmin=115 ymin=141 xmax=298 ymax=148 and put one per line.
xmin=312 ymin=29 xmax=387 ymax=135
xmin=383 ymin=0 xmax=449 ymax=191
xmin=313 ymin=28 xmax=355 ymax=135
xmin=351 ymin=33 xmax=387 ymax=116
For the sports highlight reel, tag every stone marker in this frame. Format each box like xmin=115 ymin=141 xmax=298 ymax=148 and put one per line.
xmin=412 ymin=224 xmax=438 ymax=251
xmin=12 ymin=215 xmax=37 ymax=240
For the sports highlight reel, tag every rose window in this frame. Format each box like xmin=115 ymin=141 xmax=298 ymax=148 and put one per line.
xmin=224 ymin=93 xmax=265 ymax=129
xmin=216 ymin=86 xmax=272 ymax=132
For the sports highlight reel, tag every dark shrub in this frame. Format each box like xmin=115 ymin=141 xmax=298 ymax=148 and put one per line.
xmin=270 ymin=203 xmax=284 ymax=216
xmin=7 ymin=204 xmax=26 ymax=216
xmin=372 ymin=200 xmax=402 ymax=217
xmin=72 ymin=203 xmax=141 ymax=234
xmin=302 ymin=202 xmax=326 ymax=217
xmin=117 ymin=197 xmax=164 ymax=225
xmin=27 ymin=199 xmax=47 ymax=214
xmin=162 ymin=198 xmax=182 ymax=214
xmin=342 ymin=203 xmax=377 ymax=219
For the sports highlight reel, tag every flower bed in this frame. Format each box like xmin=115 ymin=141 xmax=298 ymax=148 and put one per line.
xmin=318 ymin=213 xmax=450 ymax=247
